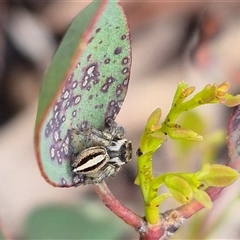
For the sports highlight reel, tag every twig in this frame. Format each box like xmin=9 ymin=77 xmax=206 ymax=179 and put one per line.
xmin=93 ymin=181 xmax=147 ymax=233
xmin=177 ymin=186 xmax=224 ymax=219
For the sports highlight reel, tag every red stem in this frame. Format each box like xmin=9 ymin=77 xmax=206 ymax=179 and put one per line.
xmin=93 ymin=182 xmax=226 ymax=239
xmin=176 ymin=186 xmax=224 ymax=219
xmin=93 ymin=181 xmax=147 ymax=232
xmin=94 ymin=182 xmax=167 ymax=239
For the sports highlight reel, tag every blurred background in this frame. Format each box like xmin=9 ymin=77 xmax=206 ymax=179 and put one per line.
xmin=1 ymin=1 xmax=240 ymax=239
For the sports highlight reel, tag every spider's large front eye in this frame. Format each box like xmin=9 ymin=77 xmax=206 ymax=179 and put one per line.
xmin=71 ymin=146 xmax=109 ymax=174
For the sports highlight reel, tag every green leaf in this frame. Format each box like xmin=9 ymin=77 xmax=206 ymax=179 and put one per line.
xmin=146 ymin=108 xmax=162 ymax=129
xmin=166 ymin=125 xmax=203 ymax=141
xmin=221 ymin=93 xmax=240 ymax=107
xmin=34 ymin=0 xmax=131 ymax=187
xmin=171 ymin=82 xmax=192 ymax=107
xmin=196 ymin=84 xmax=216 ymax=103
xmin=35 ymin=1 xmax=102 ymax=127
xmin=193 ymin=188 xmax=212 ymax=209
xmin=164 ymin=175 xmax=193 ymax=204
xmin=24 ymin=203 xmax=127 ymax=239
xmin=196 ymin=164 xmax=239 ymax=187
xmin=150 ymin=193 xmax=172 ymax=208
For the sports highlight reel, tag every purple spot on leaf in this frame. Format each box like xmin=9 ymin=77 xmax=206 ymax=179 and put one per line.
xmin=116 ymin=85 xmax=122 ymax=97
xmin=123 ymin=77 xmax=129 ymax=86
xmin=61 ymin=178 xmax=67 ymax=186
xmin=88 ymin=37 xmax=94 ymax=44
xmin=107 ymin=77 xmax=115 ymax=83
xmin=101 ymin=84 xmax=108 ymax=93
xmin=122 ymin=67 xmax=129 ymax=74
xmin=80 ymin=121 xmax=88 ymax=131
xmin=81 ymin=63 xmax=99 ymax=89
xmin=93 ymin=79 xmax=99 ymax=85
xmin=95 ymin=28 xmax=101 ymax=33
xmin=62 ymin=90 xmax=70 ymax=100
xmin=122 ymin=57 xmax=129 ymax=65
xmin=105 ymin=100 xmax=121 ymax=122
xmin=114 ymin=47 xmax=122 ymax=55
xmin=95 ymin=104 xmax=104 ymax=109
xmin=72 ymin=110 xmax=77 ymax=117
xmin=45 ymin=127 xmax=51 ymax=138
xmin=67 ymin=73 xmax=74 ymax=82
xmin=64 ymin=100 xmax=71 ymax=109
xmin=87 ymin=54 xmax=92 ymax=62
xmin=56 ymin=149 xmax=63 ymax=164
xmin=72 ymin=81 xmax=77 ymax=89
xmin=53 ymin=130 xmax=60 ymax=143
xmin=74 ymin=95 xmax=81 ymax=105
xmin=104 ymin=58 xmax=110 ymax=64
xmin=61 ymin=136 xmax=70 ymax=156
xmin=45 ymin=120 xmax=54 ymax=137
xmin=50 ymin=146 xmax=56 ymax=160
xmin=101 ymin=77 xmax=116 ymax=93
xmin=61 ymin=115 xmax=66 ymax=123
xmin=121 ymin=34 xmax=126 ymax=40
xmin=117 ymin=101 xmax=123 ymax=108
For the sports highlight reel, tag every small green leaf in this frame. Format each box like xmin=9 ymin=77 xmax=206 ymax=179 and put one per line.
xmin=220 ymin=93 xmax=240 ymax=107
xmin=139 ymin=108 xmax=165 ymax=154
xmin=214 ymin=82 xmax=240 ymax=106
xmin=164 ymin=175 xmax=193 ymax=204
xmin=197 ymin=84 xmax=216 ymax=103
xmin=146 ymin=108 xmax=162 ymax=129
xmin=150 ymin=193 xmax=172 ymax=208
xmin=193 ymin=188 xmax=212 ymax=209
xmin=166 ymin=125 xmax=203 ymax=141
xmin=196 ymin=164 xmax=239 ymax=187
xmin=172 ymin=82 xmax=191 ymax=107
xmin=150 ymin=131 xmax=167 ymax=141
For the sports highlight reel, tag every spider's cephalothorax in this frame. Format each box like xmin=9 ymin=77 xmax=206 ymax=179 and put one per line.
xmin=70 ymin=119 xmax=132 ymax=186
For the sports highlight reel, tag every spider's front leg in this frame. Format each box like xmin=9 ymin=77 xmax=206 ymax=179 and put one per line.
xmin=70 ymin=119 xmax=124 ymax=147
xmin=86 ymin=119 xmax=125 ymax=146
xmin=84 ymin=164 xmax=121 ymax=185
xmin=68 ymin=126 xmax=110 ymax=147
xmin=105 ymin=118 xmax=125 ymax=140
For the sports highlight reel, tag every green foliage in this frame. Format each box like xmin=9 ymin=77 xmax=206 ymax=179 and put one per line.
xmin=196 ymin=163 xmax=238 ymax=187
xmin=136 ymin=81 xmax=240 ymax=224
xmin=0 ymin=231 xmax=4 ymax=239
xmin=34 ymin=0 xmax=131 ymax=187
xmin=35 ymin=1 xmax=102 ymax=127
xmin=24 ymin=203 xmax=128 ymax=239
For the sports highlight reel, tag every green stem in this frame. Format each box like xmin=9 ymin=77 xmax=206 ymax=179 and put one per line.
xmin=136 ymin=153 xmax=154 ymax=203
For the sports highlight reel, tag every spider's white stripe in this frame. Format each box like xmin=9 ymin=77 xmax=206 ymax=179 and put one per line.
xmin=73 ymin=155 xmax=105 ymax=172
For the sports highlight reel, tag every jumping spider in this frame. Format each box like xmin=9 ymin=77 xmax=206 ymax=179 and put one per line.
xmin=70 ymin=119 xmax=132 ymax=186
